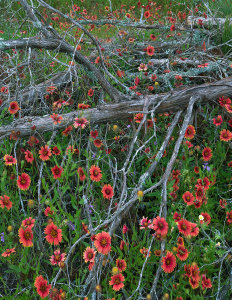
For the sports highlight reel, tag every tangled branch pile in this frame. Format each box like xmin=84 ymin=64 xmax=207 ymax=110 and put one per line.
xmin=0 ymin=0 xmax=232 ymax=299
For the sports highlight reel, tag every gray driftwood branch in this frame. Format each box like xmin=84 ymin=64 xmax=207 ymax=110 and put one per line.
xmin=0 ymin=76 xmax=232 ymax=138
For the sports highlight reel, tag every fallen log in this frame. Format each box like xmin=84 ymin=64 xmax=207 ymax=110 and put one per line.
xmin=0 ymin=76 xmax=232 ymax=139
xmin=187 ymin=16 xmax=232 ymax=27
xmin=75 ymin=17 xmax=232 ymax=29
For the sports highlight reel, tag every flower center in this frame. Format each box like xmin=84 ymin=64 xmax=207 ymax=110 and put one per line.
xmin=3 ymin=199 xmax=9 ymax=205
xmin=100 ymin=238 xmax=107 ymax=246
xmin=166 ymin=258 xmax=170 ymax=265
xmin=40 ymin=284 xmax=47 ymax=292
xmin=88 ymin=252 xmax=93 ymax=259
xmin=24 ymin=231 xmax=31 ymax=240
xmin=114 ymin=277 xmax=120 ymax=284
xmin=55 ymin=255 xmax=60 ymax=261
xmin=105 ymin=189 xmax=110 ymax=195
xmin=21 ymin=178 xmax=26 ymax=184
xmin=50 ymin=229 xmax=58 ymax=238
xmin=158 ymin=221 xmax=164 ymax=229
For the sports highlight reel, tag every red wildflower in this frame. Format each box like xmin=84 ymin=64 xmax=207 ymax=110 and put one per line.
xmin=144 ymin=10 xmax=151 ymax=18
xmin=219 ymin=199 xmax=227 ymax=208
xmin=226 ymin=210 xmax=232 ymax=224
xmin=161 ymin=251 xmax=176 ymax=273
xmin=62 ymin=125 xmax=73 ymax=136
xmin=0 ymin=195 xmax=12 ymax=210
xmin=220 ymin=129 xmax=232 ymax=142
xmin=109 ymin=273 xmax=125 ymax=291
xmin=134 ymin=113 xmax=144 ymax=123
xmin=170 ymin=24 xmax=175 ymax=31
xmin=150 ymin=34 xmax=156 ymax=41
xmin=185 ymin=140 xmax=193 ymax=148
xmin=3 ymin=155 xmax=17 ymax=166
xmin=52 ymin=146 xmax=61 ymax=155
xmin=106 ymin=148 xmax=112 ymax=154
xmin=189 ymin=277 xmax=200 ymax=289
xmin=94 ymin=231 xmax=111 ymax=255
xmin=77 ymin=167 xmax=86 ymax=181
xmin=146 ymin=45 xmax=155 ymax=56
xmin=202 ymin=177 xmax=210 ymax=190
xmin=89 ymin=165 xmax=102 ymax=182
xmin=27 ymin=135 xmax=39 ymax=147
xmin=50 ymin=249 xmax=66 ymax=266
xmin=51 ymin=165 xmax=63 ymax=179
xmin=88 ymin=88 xmax=94 ymax=96
xmin=116 ymin=258 xmax=127 ymax=272
xmin=17 ymin=173 xmax=31 ymax=190
xmin=189 ymin=223 xmax=199 ymax=237
xmin=0 ymin=86 xmax=8 ymax=93
xmin=21 ymin=217 xmax=35 ymax=228
xmin=202 ymin=147 xmax=212 ymax=161
xmin=194 ymin=166 xmax=200 ymax=174
xmin=73 ymin=117 xmax=88 ymax=129
xmin=225 ymin=103 xmax=232 ymax=113
xmin=120 ymin=240 xmax=126 ymax=251
xmin=24 ymin=150 xmax=34 ymax=163
xmin=44 ymin=206 xmax=54 ymax=217
xmin=201 ymin=274 xmax=212 ymax=290
xmin=185 ymin=125 xmax=195 ymax=140
xmin=195 ymin=186 xmax=204 ymax=201
xmin=50 ymin=113 xmax=63 ymax=125
xmin=90 ymin=130 xmax=98 ymax=139
xmin=82 ymin=222 xmax=90 ymax=234
xmin=39 ymin=145 xmax=52 ymax=161
xmin=219 ymin=96 xmax=231 ymax=107
xmin=200 ymin=212 xmax=211 ymax=225
xmin=102 ymin=184 xmax=114 ymax=200
xmin=173 ymin=212 xmax=181 ymax=222
xmin=184 ymin=264 xmax=191 ymax=278
xmin=116 ymin=70 xmax=125 ymax=78
xmin=2 ymin=248 xmax=16 ymax=257
xmin=194 ymin=199 xmax=203 ymax=209
xmin=176 ymin=245 xmax=189 ymax=261
xmin=182 ymin=191 xmax=194 ymax=206
xmin=8 ymin=101 xmax=20 ymax=114
xmin=88 ymin=262 xmax=94 ymax=271
xmin=83 ymin=247 xmax=96 ymax=263
xmin=94 ymin=139 xmax=103 ymax=148
xmin=190 ymin=263 xmax=200 ymax=281
xmin=153 ymin=249 xmax=161 ymax=257
xmin=177 ymin=237 xmax=184 ymax=246
xmin=213 ymin=115 xmax=223 ymax=126
xmin=140 ymin=217 xmax=152 ymax=230
xmin=122 ymin=224 xmax=128 ymax=234
xmin=44 ymin=223 xmax=62 ymax=245
xmin=228 ymin=161 xmax=232 ymax=167
xmin=149 ymin=216 xmax=168 ymax=236
xmin=34 ymin=275 xmax=51 ymax=299
xmin=18 ymin=226 xmax=33 ymax=247
xmin=78 ymin=103 xmax=91 ymax=109
xmin=178 ymin=219 xmax=192 ymax=236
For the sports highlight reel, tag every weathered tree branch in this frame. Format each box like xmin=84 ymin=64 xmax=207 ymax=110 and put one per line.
xmin=1 ymin=76 xmax=232 ymax=138
xmin=0 ymin=37 xmax=128 ymax=103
